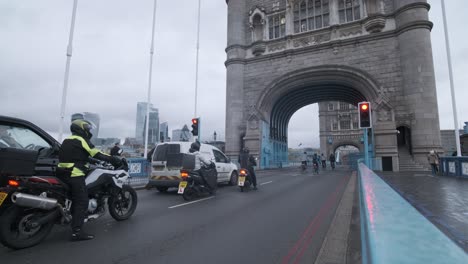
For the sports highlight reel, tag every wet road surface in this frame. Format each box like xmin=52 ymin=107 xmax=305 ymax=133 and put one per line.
xmin=0 ymin=167 xmax=352 ymax=264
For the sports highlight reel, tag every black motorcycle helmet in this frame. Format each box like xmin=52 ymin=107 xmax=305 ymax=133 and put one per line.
xmin=190 ymin=141 xmax=201 ymax=153
xmin=70 ymin=119 xmax=94 ymax=140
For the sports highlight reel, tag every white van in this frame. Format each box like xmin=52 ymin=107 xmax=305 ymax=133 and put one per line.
xmin=147 ymin=142 xmax=238 ymax=192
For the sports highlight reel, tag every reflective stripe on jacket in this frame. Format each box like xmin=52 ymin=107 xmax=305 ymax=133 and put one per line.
xmin=58 ymin=135 xmax=102 ymax=177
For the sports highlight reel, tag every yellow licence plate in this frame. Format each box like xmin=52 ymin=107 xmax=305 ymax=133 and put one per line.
xmin=0 ymin=192 xmax=8 ymax=207
xmin=178 ymin=181 xmax=188 ymax=194
xmin=238 ymin=176 xmax=245 ymax=186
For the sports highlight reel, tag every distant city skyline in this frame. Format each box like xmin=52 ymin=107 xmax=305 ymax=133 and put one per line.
xmin=135 ymin=102 xmax=159 ymax=145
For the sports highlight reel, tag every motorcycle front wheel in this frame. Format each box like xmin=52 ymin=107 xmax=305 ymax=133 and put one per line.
xmin=0 ymin=205 xmax=54 ymax=250
xmin=108 ymin=185 xmax=138 ymax=221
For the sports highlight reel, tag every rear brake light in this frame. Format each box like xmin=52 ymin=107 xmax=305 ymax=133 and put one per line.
xmin=8 ymin=180 xmax=19 ymax=187
xmin=180 ymin=171 xmax=189 ymax=178
xmin=240 ymin=169 xmax=247 ymax=176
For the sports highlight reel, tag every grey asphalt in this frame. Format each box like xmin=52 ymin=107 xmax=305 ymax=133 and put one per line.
xmin=0 ymin=167 xmax=352 ymax=264
xmin=378 ymin=171 xmax=468 ymax=252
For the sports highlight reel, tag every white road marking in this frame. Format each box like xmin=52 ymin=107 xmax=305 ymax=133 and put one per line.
xmin=260 ymin=181 xmax=273 ymax=186
xmin=168 ymin=196 xmax=215 ymax=209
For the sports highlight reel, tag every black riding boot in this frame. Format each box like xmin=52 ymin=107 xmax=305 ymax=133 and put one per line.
xmin=71 ymin=228 xmax=95 ymax=241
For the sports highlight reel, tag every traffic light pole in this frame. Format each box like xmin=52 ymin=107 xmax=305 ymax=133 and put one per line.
xmin=364 ymin=128 xmax=370 ymax=168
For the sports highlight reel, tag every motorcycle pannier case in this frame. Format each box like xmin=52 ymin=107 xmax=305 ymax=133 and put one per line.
xmin=0 ymin=148 xmax=38 ymax=177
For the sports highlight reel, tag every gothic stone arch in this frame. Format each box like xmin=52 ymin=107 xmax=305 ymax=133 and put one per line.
xmin=225 ymin=0 xmax=442 ymax=170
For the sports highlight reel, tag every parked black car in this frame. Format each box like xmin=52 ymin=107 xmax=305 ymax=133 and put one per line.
xmin=0 ymin=115 xmax=60 ymax=189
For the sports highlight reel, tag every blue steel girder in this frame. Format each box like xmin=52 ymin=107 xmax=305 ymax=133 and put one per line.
xmin=270 ymin=85 xmax=366 ymax=143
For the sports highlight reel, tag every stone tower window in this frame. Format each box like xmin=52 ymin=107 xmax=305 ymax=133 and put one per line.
xmin=268 ymin=13 xmax=286 ymax=39
xmin=328 ymin=103 xmax=334 ymax=111
xmin=340 ymin=120 xmax=351 ymax=130
xmin=293 ymin=0 xmax=330 ymax=33
xmin=332 ymin=122 xmax=338 ymax=131
xmin=340 ymin=102 xmax=349 ymax=110
xmin=353 ymin=121 xmax=359 ymax=129
xmin=338 ymin=0 xmax=361 ymax=23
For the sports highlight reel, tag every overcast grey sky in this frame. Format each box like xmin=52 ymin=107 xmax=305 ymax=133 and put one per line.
xmin=0 ymin=1 xmax=466 ymax=148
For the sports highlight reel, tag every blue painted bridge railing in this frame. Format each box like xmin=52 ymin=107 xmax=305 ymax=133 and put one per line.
xmin=358 ymin=163 xmax=467 ymax=264
xmin=439 ymin=157 xmax=468 ymax=179
xmin=125 ymin=158 xmax=150 ymax=187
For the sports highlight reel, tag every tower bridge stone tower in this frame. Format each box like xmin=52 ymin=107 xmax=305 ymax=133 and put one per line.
xmin=225 ymin=0 xmax=442 ymax=171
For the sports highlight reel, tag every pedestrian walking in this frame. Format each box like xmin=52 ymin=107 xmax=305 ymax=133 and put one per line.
xmin=427 ymin=149 xmax=440 ymax=175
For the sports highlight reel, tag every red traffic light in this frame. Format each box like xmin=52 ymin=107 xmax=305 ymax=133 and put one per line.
xmin=192 ymin=118 xmax=198 ymax=124
xmin=358 ymin=102 xmax=372 ymax=128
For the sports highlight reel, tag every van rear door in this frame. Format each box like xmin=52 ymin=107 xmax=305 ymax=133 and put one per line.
xmin=152 ymin=144 xmax=181 ymax=171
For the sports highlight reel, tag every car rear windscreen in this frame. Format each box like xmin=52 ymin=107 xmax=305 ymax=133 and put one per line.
xmin=153 ymin=144 xmax=181 ymax=161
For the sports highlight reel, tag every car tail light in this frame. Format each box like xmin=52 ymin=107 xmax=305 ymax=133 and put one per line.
xmin=180 ymin=171 xmax=189 ymax=179
xmin=8 ymin=180 xmax=20 ymax=187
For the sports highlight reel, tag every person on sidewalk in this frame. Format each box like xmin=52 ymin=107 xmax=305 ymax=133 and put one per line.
xmin=427 ymin=149 xmax=440 ymax=175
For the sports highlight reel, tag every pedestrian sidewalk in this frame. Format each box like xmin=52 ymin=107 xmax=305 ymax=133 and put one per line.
xmin=377 ymin=171 xmax=468 ymax=252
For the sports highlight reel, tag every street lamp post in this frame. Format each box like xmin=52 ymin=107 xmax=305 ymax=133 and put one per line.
xmin=58 ymin=0 xmax=79 ymax=142
xmin=194 ymin=0 xmax=202 ymax=118
xmin=144 ymin=0 xmax=158 ymax=159
xmin=441 ymin=0 xmax=461 ymax=157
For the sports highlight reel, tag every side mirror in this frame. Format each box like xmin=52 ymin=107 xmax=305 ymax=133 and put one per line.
xmin=52 ymin=143 xmax=61 ymax=153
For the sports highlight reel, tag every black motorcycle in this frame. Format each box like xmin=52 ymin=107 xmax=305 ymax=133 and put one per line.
xmin=0 ymin=159 xmax=137 ymax=250
xmin=238 ymin=168 xmax=252 ymax=192
xmin=178 ymin=163 xmax=217 ymax=201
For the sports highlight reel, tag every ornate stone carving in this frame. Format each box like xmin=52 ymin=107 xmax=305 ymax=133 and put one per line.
xmin=268 ymin=42 xmax=287 ymax=52
xmin=332 ymin=44 xmax=339 ymax=55
xmin=252 ymin=42 xmax=267 ymax=56
xmin=292 ymin=33 xmax=331 ymax=48
xmin=272 ymin=1 xmax=281 ymax=12
xmin=293 ymin=37 xmax=313 ymax=47
xmin=377 ymin=110 xmax=391 ymax=121
xmin=248 ymin=116 xmax=259 ymax=130
xmin=364 ymin=15 xmax=386 ymax=33
xmin=339 ymin=27 xmax=362 ymax=38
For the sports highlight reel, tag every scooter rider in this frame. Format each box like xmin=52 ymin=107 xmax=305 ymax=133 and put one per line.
xmin=58 ymin=119 xmax=123 ymax=241
xmin=239 ymin=147 xmax=258 ymax=190
xmin=312 ymin=153 xmax=320 ymax=171
xmin=189 ymin=141 xmax=212 ymax=169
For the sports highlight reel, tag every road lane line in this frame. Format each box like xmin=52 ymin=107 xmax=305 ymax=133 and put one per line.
xmin=168 ymin=196 xmax=215 ymax=209
xmin=260 ymin=181 xmax=273 ymax=185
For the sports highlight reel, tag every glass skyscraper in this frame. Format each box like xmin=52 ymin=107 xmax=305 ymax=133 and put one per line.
xmin=135 ymin=102 xmax=159 ymax=145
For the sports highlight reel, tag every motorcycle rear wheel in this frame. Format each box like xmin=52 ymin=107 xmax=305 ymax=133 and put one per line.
xmin=108 ymin=185 xmax=138 ymax=221
xmin=0 ymin=205 xmax=54 ymax=250
xmin=182 ymin=187 xmax=196 ymax=201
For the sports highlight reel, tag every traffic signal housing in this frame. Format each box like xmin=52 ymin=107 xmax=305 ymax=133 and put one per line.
xmin=358 ymin=102 xmax=372 ymax=128
xmin=191 ymin=118 xmax=199 ymax=136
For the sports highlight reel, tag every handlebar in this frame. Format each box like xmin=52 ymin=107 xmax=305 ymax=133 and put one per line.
xmin=87 ymin=157 xmax=129 ymax=171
